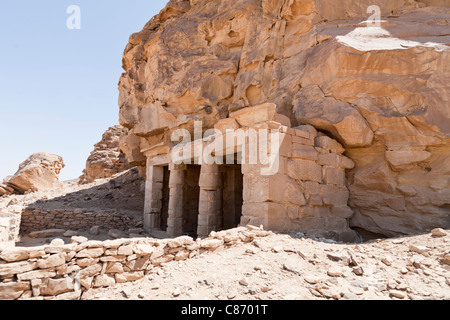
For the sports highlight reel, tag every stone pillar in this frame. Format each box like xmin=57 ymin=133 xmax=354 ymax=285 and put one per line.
xmin=197 ymin=164 xmax=222 ymax=238
xmin=166 ymin=164 xmax=186 ymax=237
xmin=143 ymin=165 xmax=164 ymax=233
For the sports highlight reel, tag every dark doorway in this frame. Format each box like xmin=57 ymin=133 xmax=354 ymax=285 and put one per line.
xmin=160 ymin=166 xmax=170 ymax=231
xmin=183 ymin=165 xmax=201 ymax=237
xmin=222 ymin=164 xmax=243 ymax=230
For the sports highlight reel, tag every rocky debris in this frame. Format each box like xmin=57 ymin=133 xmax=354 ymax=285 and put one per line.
xmin=5 ymin=228 xmax=444 ymax=301
xmin=117 ymin=0 xmax=450 ymax=238
xmin=79 ymin=125 xmax=132 ymax=184
xmin=0 ymin=153 xmax=64 ymax=196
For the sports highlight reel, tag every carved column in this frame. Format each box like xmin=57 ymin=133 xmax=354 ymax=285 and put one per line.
xmin=166 ymin=163 xmax=186 ymax=237
xmin=143 ymin=165 xmax=164 ymax=233
xmin=197 ymin=164 xmax=222 ymax=238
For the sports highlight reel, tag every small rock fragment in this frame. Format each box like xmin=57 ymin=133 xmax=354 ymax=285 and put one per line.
xmin=327 ymin=267 xmax=343 ymax=277
xmin=121 ymin=288 xmax=132 ymax=299
xmin=63 ymin=230 xmax=78 ymax=237
xmin=352 ymin=266 xmax=364 ymax=276
xmin=90 ymin=226 xmax=100 ymax=236
xmin=172 ymin=288 xmax=181 ymax=297
xmin=381 ymin=256 xmax=393 ymax=266
xmin=283 ymin=258 xmax=303 ymax=276
xmin=390 ymin=290 xmax=406 ymax=299
xmin=70 ymin=236 xmax=88 ymax=244
xmin=327 ymin=252 xmax=346 ymax=262
xmin=239 ymin=279 xmax=249 ymax=286
xmin=409 ymin=245 xmax=430 ymax=254
xmin=272 ymin=246 xmax=283 ymax=253
xmin=431 ymin=228 xmax=447 ymax=237
xmin=50 ymin=238 xmax=65 ymax=246
xmin=303 ymin=275 xmax=321 ymax=284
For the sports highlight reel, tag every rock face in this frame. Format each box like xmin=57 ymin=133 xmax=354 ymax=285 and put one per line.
xmin=79 ymin=126 xmax=131 ymax=184
xmin=0 ymin=153 xmax=64 ymax=195
xmin=117 ymin=0 xmax=450 ymax=237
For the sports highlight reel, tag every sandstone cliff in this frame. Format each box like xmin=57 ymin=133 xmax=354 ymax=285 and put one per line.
xmin=117 ymin=0 xmax=450 ymax=237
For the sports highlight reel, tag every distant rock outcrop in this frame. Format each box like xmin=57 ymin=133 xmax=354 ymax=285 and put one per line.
xmin=0 ymin=153 xmax=65 ymax=195
xmin=79 ymin=125 xmax=131 ymax=184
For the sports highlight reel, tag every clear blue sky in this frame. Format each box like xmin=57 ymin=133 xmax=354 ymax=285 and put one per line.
xmin=0 ymin=0 xmax=168 ymax=181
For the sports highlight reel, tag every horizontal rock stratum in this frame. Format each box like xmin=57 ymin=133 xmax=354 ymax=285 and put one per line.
xmin=117 ymin=0 xmax=450 ymax=237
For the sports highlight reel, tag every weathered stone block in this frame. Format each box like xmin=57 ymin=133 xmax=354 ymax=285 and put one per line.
xmin=340 ymin=156 xmax=355 ymax=169
xmin=318 ymin=153 xmax=341 ymax=167
xmin=167 ymin=236 xmax=195 ymax=248
xmin=75 ymin=248 xmax=105 ymax=259
xmin=320 ymin=185 xmax=350 ymax=206
xmin=323 ymin=167 xmax=346 ymax=186
xmin=17 ymin=269 xmax=57 ymax=281
xmin=0 ymin=249 xmax=29 ymax=263
xmin=243 ymin=174 xmax=306 ymax=205
xmin=0 ymin=282 xmax=31 ymax=300
xmin=115 ymin=271 xmax=144 ymax=284
xmin=290 ymin=144 xmax=318 ymax=161
xmin=76 ymin=258 xmax=100 ymax=268
xmin=105 ymin=262 xmax=124 ymax=274
xmin=93 ymin=274 xmax=116 ymax=288
xmin=331 ymin=206 xmax=354 ymax=219
xmin=293 ymin=125 xmax=317 ymax=139
xmin=287 ymin=159 xmax=322 ymax=183
xmin=230 ymin=103 xmax=277 ymax=127
xmin=198 ymin=239 xmax=224 ymax=249
xmin=40 ymin=277 xmax=74 ymax=296
xmin=314 ymin=136 xmax=345 ymax=154
xmin=36 ymin=254 xmax=66 ymax=269
xmin=292 ymin=135 xmax=315 ymax=146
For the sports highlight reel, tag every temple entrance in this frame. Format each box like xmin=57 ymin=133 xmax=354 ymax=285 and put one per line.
xmin=143 ymin=160 xmax=243 ymax=238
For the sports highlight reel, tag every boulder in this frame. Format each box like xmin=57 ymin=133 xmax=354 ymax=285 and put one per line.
xmin=6 ymin=153 xmax=64 ymax=194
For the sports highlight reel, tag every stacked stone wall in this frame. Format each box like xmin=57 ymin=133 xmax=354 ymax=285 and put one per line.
xmin=0 ymin=226 xmax=270 ymax=300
